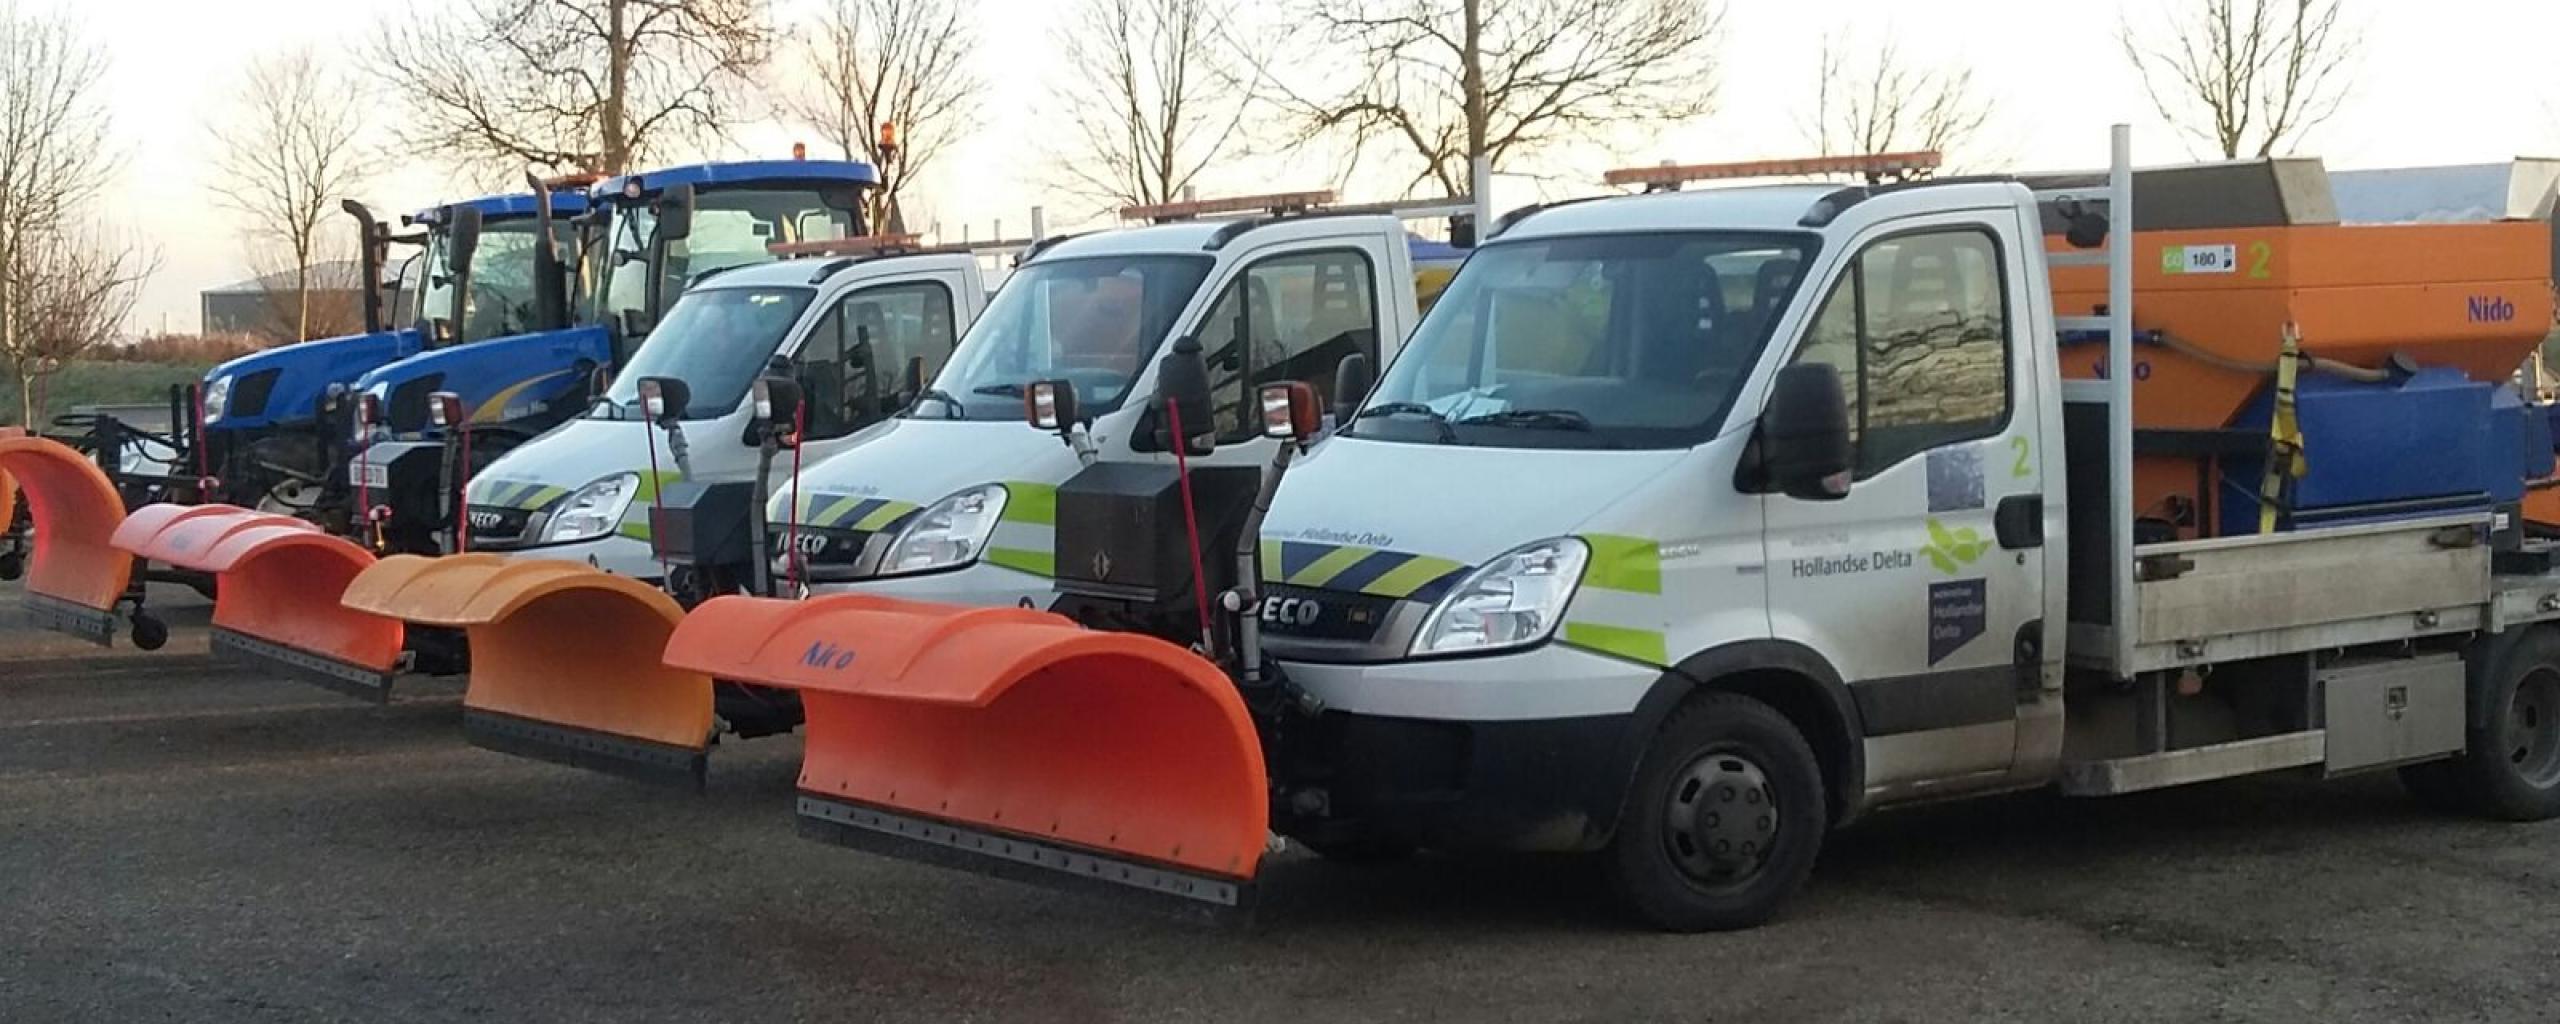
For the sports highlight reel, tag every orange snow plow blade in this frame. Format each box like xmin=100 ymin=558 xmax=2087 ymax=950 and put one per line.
xmin=0 ymin=435 xmax=132 ymax=643
xmin=111 ymin=503 xmax=405 ymax=698
xmin=341 ymin=555 xmax=711 ymax=786
xmin=663 ymin=593 xmax=1271 ymax=917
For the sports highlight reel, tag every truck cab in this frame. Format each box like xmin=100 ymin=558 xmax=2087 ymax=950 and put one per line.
xmin=195 ymin=190 xmax=584 ymax=513
xmin=774 ymin=197 xmax=1457 ymax=609
xmin=453 ymin=245 xmax=988 ymax=576
xmin=343 ymin=160 xmax=881 ymax=553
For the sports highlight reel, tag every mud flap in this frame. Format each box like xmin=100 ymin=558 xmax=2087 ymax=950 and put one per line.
xmin=0 ymin=435 xmax=133 ymax=643
xmin=340 ymin=555 xmax=710 ymax=786
xmin=111 ymin=503 xmax=405 ymax=698
xmin=662 ymin=593 xmax=1271 ymax=918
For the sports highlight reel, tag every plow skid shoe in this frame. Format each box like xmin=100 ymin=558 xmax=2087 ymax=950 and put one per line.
xmin=0 ymin=435 xmax=132 ymax=643
xmin=663 ymin=594 xmax=1271 ymax=918
xmin=111 ymin=504 xmax=404 ymax=698
xmin=342 ymin=555 xmax=710 ymax=786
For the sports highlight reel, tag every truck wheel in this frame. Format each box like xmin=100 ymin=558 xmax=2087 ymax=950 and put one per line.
xmin=2425 ymin=627 xmax=2560 ymax=821
xmin=1606 ymin=691 xmax=1825 ymax=932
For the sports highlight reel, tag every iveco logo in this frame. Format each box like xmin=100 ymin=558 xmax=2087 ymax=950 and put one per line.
xmin=1259 ymin=597 xmax=1321 ymax=627
xmin=791 ymin=533 xmax=830 ymax=556
xmin=467 ymin=510 xmax=503 ymax=529
xmin=1091 ymin=549 xmax=1113 ymax=580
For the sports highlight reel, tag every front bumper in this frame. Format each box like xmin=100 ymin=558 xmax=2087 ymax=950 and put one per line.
xmin=806 ymin=560 xmax=1052 ymax=610
xmin=1269 ymin=645 xmax=1661 ymax=853
xmin=478 ymin=532 xmax=662 ymax=578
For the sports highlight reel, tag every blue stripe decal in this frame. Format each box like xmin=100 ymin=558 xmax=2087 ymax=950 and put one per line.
xmin=1278 ymin=540 xmax=1332 ymax=580
xmin=1321 ymin=550 xmax=1412 ymax=595
xmin=839 ymin=498 xmax=886 ymax=528
xmin=1407 ymin=568 xmax=1471 ymax=604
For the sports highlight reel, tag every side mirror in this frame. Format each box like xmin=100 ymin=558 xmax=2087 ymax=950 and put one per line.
xmin=587 ymin=363 xmax=612 ymax=399
xmin=1026 ymin=379 xmax=1080 ymax=437
xmin=426 ymin=391 xmax=466 ymax=430
xmin=1331 ymin=353 xmax=1374 ymax=427
xmin=637 ymin=376 xmax=691 ymax=425
xmin=444 ymin=205 xmax=483 ymax=275
xmin=752 ymin=376 xmax=804 ymax=436
xmin=657 ymin=183 xmax=696 ymax=242
xmin=1761 ymin=363 xmax=1854 ymax=501
xmin=1259 ymin=381 xmax=1321 ymax=442
xmin=1154 ymin=335 xmax=1214 ymax=451
xmin=353 ymin=392 xmax=383 ymax=445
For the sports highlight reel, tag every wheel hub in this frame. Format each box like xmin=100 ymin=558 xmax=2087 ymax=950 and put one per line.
xmin=1662 ymin=750 xmax=1779 ymax=885
xmin=2506 ymin=668 xmax=2560 ymax=787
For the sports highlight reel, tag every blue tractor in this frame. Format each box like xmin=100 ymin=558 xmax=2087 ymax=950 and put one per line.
xmin=341 ymin=159 xmax=880 ymax=555
xmin=188 ymin=187 xmax=591 ymax=520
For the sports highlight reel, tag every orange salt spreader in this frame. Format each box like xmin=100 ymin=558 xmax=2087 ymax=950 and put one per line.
xmin=2030 ymin=157 xmax=2557 ymax=538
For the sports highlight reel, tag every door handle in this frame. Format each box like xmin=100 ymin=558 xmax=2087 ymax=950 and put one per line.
xmin=1995 ymin=494 xmax=2044 ymax=550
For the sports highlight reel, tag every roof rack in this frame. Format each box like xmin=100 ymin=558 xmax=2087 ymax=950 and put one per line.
xmin=1604 ymin=151 xmax=1943 ymax=192
xmin=1122 ymin=190 xmax=1336 ymax=223
xmin=768 ymin=234 xmax=927 ymax=259
xmin=1196 ymin=194 xmax=1477 ymax=251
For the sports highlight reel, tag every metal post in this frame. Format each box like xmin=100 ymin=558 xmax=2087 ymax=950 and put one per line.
xmin=2135 ymin=672 xmax=2169 ymax=753
xmin=1030 ymin=206 xmax=1046 ymax=239
xmin=1471 ymin=155 xmax=1493 ymax=236
xmin=2107 ymin=123 xmax=2138 ymax=677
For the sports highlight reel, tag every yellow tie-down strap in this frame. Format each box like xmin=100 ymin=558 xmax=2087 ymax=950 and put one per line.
xmin=2258 ymin=323 xmax=2309 ymax=534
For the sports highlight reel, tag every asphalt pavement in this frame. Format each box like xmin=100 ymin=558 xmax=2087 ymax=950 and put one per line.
xmin=3 ymin=580 xmax=2556 ymax=1023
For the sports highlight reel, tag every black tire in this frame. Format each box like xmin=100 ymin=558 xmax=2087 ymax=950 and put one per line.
xmin=1606 ymin=691 xmax=1826 ymax=932
xmin=128 ymin=612 xmax=169 ymax=652
xmin=0 ymin=550 xmax=22 ymax=581
xmin=2434 ymin=627 xmax=2560 ymax=821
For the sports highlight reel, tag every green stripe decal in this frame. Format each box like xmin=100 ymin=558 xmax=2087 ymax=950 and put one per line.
xmin=1288 ymin=544 xmax=1376 ymax=588
xmin=985 ymin=546 xmax=1055 ymax=577
xmin=851 ymin=500 xmax=917 ymax=532
xmin=1258 ymin=540 xmax=1283 ymax=581
xmin=810 ymin=494 xmax=861 ymax=526
xmin=616 ymin=520 xmax=652 ymax=541
xmin=1359 ymin=553 xmax=1466 ymax=598
xmin=1562 ymin=622 xmax=1668 ymax=666
xmin=524 ymin=485 xmax=567 ymax=508
xmin=1582 ymin=533 xmax=1662 ymax=594
xmin=1001 ymin=482 xmax=1057 ymax=525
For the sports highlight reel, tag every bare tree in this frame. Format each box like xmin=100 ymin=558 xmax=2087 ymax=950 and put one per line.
xmin=2121 ymin=0 xmax=2357 ymax=159
xmin=782 ymin=0 xmax=981 ymax=233
xmin=210 ymin=50 xmax=368 ymax=344
xmin=1049 ymin=0 xmax=1253 ymax=211
xmin=371 ymin=0 xmax=773 ymax=174
xmin=0 ymin=3 xmax=129 ymax=424
xmin=1269 ymin=0 xmax=1723 ymax=198
xmin=4 ymin=220 xmax=151 ymax=423
xmin=1803 ymin=33 xmax=1990 ymax=164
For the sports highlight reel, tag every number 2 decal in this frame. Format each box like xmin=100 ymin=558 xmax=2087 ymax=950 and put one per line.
xmin=2248 ymin=241 xmax=2273 ymax=280
xmin=2009 ymin=436 xmax=2032 ymax=478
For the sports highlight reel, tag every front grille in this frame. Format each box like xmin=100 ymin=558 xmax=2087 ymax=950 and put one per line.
xmin=777 ymin=524 xmax=873 ymax=573
xmin=1259 ymin=584 xmax=1394 ymax=644
xmin=464 ymin=504 xmax=535 ymax=544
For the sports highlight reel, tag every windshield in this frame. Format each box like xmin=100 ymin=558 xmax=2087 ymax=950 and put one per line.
xmin=915 ymin=255 xmax=1211 ymax=421
xmin=1352 ymin=231 xmax=1815 ymax=450
xmin=417 ymin=216 xmax=569 ymax=346
xmin=593 ymin=187 xmax=863 ymax=336
xmin=593 ymin=286 xmax=817 ymax=420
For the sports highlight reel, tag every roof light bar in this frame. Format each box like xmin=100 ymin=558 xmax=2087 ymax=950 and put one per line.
xmin=1121 ymin=190 xmax=1336 ymax=223
xmin=1604 ymin=151 xmax=1943 ymax=191
xmin=767 ymin=233 xmax=924 ymax=259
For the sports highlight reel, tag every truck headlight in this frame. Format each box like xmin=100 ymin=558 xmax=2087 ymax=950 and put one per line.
xmin=879 ymin=484 xmax=1007 ymax=575
xmin=200 ymin=375 xmax=232 ymax=423
xmin=540 ymin=473 xmax=641 ymax=543
xmin=1411 ymin=537 xmax=1589 ymax=656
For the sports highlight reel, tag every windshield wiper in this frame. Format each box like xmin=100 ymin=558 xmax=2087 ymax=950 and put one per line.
xmin=970 ymin=383 xmax=1025 ymax=397
xmin=1455 ymin=408 xmax=1594 ymax=432
xmin=1354 ymin=401 xmax=1457 ymax=443
xmin=585 ymin=396 xmax=627 ymax=421
xmin=910 ymin=387 xmax=966 ymax=420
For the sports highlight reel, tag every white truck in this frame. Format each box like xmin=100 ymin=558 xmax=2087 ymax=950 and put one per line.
xmin=453 ymin=245 xmax=990 ymax=576
xmin=679 ymin=128 xmax=2560 ymax=933
xmin=769 ymin=196 xmax=1462 ymax=609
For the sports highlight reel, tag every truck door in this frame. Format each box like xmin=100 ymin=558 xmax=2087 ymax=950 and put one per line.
xmin=789 ymin=274 xmax=966 ymax=459
xmin=1184 ymin=239 xmax=1391 ymax=457
xmin=1762 ymin=216 xmax=2045 ymax=795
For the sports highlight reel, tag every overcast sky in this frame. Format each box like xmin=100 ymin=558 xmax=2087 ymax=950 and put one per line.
xmin=56 ymin=0 xmax=2560 ymax=333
